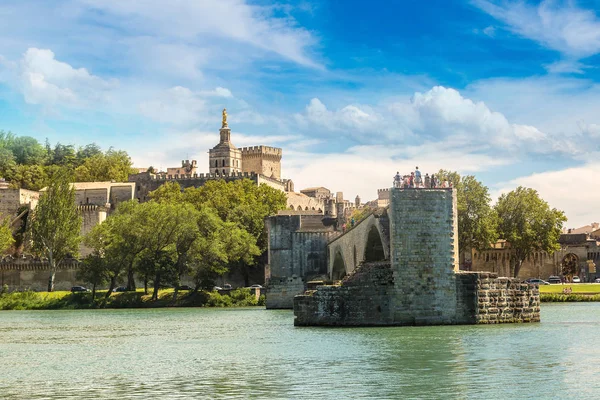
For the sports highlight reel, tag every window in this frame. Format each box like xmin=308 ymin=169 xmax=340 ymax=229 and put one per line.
xmin=222 ymin=159 xmax=225 ymax=167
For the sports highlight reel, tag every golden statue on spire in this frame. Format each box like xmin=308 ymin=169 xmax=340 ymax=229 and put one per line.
xmin=222 ymin=108 xmax=228 ymax=128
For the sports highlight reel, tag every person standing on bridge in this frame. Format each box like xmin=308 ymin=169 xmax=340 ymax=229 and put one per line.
xmin=415 ymin=167 xmax=422 ymax=188
xmin=394 ymin=171 xmax=402 ymax=188
xmin=424 ymin=173 xmax=431 ymax=188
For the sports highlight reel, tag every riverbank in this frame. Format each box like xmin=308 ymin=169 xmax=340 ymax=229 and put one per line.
xmin=539 ymin=283 xmax=600 ymax=302
xmin=0 ymin=288 xmax=265 ymax=310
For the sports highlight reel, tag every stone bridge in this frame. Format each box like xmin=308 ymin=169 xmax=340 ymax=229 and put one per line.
xmin=294 ymin=188 xmax=541 ymax=326
xmin=327 ymin=208 xmax=390 ymax=280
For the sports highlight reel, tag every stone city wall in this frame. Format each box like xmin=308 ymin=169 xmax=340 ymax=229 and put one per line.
xmin=129 ymin=172 xmax=260 ymax=202
xmin=0 ymin=259 xmax=81 ymax=291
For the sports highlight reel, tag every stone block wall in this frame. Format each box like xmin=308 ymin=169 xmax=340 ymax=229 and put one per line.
xmin=265 ymin=214 xmax=336 ymax=309
xmin=294 ymin=262 xmax=395 ymax=326
xmin=390 ymin=188 xmax=459 ymax=325
xmin=265 ymin=276 xmax=306 ymax=309
xmin=455 ymin=272 xmax=540 ymax=324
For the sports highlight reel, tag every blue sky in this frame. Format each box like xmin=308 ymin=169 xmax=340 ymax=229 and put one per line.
xmin=1 ymin=0 xmax=600 ymax=227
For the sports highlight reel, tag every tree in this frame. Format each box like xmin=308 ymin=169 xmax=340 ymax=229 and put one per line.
xmin=51 ymin=143 xmax=77 ymax=167
xmin=182 ymin=179 xmax=287 ymax=251
xmin=74 ymin=148 xmax=136 ymax=182
xmin=78 ymin=253 xmax=108 ymax=300
xmin=8 ymin=136 xmax=47 ymax=165
xmin=495 ymin=186 xmax=566 ymax=277
xmin=27 ymin=171 xmax=82 ymax=291
xmin=457 ymin=175 xmax=498 ymax=257
xmin=9 ymin=164 xmax=48 ymax=190
xmin=76 ymin=143 xmax=103 ymax=164
xmin=84 ymin=219 xmax=129 ymax=298
xmin=0 ymin=217 xmax=15 ymax=254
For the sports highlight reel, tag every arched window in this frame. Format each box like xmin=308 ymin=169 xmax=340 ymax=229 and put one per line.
xmin=222 ymin=169 xmax=226 ymax=175
xmin=222 ymin=159 xmax=225 ymax=167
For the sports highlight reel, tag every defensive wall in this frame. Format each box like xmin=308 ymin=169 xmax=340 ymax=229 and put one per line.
xmin=265 ymin=214 xmax=338 ymax=309
xmin=0 ymin=258 xmax=80 ymax=291
xmin=294 ymin=188 xmax=540 ymax=326
xmin=129 ymin=171 xmax=262 ymax=202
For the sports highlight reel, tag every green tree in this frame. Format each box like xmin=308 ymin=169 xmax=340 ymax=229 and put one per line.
xmin=457 ymin=175 xmax=498 ymax=257
xmin=0 ymin=217 xmax=15 ymax=254
xmin=27 ymin=171 xmax=82 ymax=291
xmin=495 ymin=186 xmax=566 ymax=277
xmin=51 ymin=143 xmax=77 ymax=167
xmin=9 ymin=136 xmax=47 ymax=165
xmin=182 ymin=179 xmax=287 ymax=251
xmin=78 ymin=253 xmax=108 ymax=300
xmin=76 ymin=143 xmax=103 ymax=164
xmin=74 ymin=148 xmax=136 ymax=182
xmin=9 ymin=164 xmax=48 ymax=190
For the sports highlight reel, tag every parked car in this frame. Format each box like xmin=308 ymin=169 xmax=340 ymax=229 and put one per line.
xmin=223 ymin=283 xmax=232 ymax=290
xmin=70 ymin=286 xmax=89 ymax=293
xmin=250 ymin=284 xmax=263 ymax=289
xmin=114 ymin=286 xmax=127 ymax=292
xmin=594 ymin=278 xmax=600 ymax=283
xmin=177 ymin=285 xmax=193 ymax=291
xmin=572 ymin=276 xmax=581 ymax=283
xmin=212 ymin=286 xmax=223 ymax=291
xmin=524 ymin=279 xmax=549 ymax=285
xmin=548 ymin=276 xmax=562 ymax=284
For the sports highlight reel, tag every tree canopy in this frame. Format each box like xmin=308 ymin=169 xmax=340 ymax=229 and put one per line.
xmin=495 ymin=186 xmax=566 ymax=277
xmin=0 ymin=130 xmax=137 ymax=190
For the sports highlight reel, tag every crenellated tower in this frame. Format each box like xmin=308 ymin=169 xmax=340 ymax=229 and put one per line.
xmin=240 ymin=145 xmax=282 ymax=180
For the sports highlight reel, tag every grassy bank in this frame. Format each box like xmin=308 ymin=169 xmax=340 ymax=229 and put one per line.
xmin=539 ymin=283 xmax=600 ymax=301
xmin=0 ymin=288 xmax=265 ymax=310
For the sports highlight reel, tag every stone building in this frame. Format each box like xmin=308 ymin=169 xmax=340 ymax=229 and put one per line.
xmin=167 ymin=160 xmax=198 ymax=177
xmin=468 ymin=233 xmax=600 ymax=282
xmin=0 ymin=187 xmax=39 ymax=218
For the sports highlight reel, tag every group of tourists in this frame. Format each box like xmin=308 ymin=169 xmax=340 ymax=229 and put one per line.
xmin=393 ymin=167 xmax=451 ymax=189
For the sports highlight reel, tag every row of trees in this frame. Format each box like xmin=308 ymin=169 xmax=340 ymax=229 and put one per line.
xmin=0 ymin=130 xmax=136 ymax=190
xmin=437 ymin=170 xmax=566 ymax=277
xmin=78 ymin=180 xmax=287 ymax=298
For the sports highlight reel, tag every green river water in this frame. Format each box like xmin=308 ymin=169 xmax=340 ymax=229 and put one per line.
xmin=0 ymin=303 xmax=598 ymax=399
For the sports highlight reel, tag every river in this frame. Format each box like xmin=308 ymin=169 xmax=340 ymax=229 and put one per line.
xmin=0 ymin=303 xmax=598 ymax=399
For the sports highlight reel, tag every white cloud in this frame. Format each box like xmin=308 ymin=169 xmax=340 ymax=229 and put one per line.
xmin=473 ymin=0 xmax=600 ymax=58
xmin=7 ymin=48 xmax=118 ymax=109
xmin=544 ymin=60 xmax=588 ymax=74
xmin=78 ymin=0 xmax=320 ymax=68
xmin=465 ymin=76 xmax=600 ymax=157
xmin=297 ymin=98 xmax=380 ymax=133
xmin=483 ymin=25 xmax=496 ymax=37
xmin=296 ymin=86 xmax=559 ymax=154
xmin=201 ymin=87 xmax=233 ymax=98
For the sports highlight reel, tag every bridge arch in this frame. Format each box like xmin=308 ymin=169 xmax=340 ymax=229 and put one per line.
xmin=331 ymin=250 xmax=347 ymax=280
xmin=327 ymin=211 xmax=390 ymax=279
xmin=364 ymin=225 xmax=385 ymax=262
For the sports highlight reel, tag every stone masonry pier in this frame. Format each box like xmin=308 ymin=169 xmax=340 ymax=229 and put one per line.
xmin=294 ymin=188 xmax=540 ymax=326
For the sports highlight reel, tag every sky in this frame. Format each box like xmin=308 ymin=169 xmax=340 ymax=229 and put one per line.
xmin=1 ymin=0 xmax=600 ymax=228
